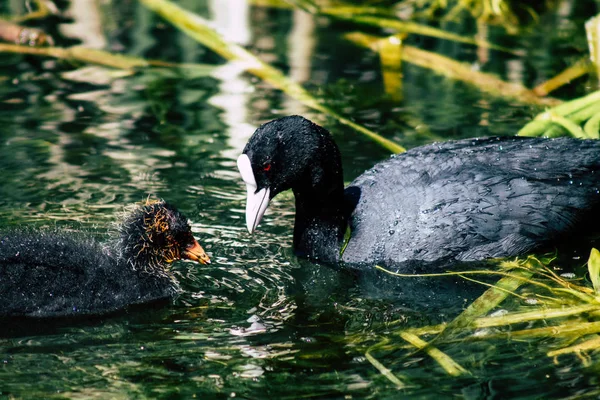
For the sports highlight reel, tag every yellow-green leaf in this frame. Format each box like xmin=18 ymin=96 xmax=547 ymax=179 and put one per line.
xmin=588 ymin=248 xmax=600 ymax=294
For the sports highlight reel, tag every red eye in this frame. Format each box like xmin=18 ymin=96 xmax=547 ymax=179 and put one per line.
xmin=263 ymin=163 xmax=271 ymax=172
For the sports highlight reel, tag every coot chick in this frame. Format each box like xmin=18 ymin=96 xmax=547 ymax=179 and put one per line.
xmin=0 ymin=199 xmax=210 ymax=318
xmin=237 ymin=115 xmax=600 ymax=269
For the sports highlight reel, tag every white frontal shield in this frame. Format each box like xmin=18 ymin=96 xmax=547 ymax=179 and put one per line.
xmin=237 ymin=154 xmax=271 ymax=233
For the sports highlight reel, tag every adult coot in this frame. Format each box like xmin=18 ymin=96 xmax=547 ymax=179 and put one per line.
xmin=237 ymin=115 xmax=600 ymax=269
xmin=0 ymin=199 xmax=210 ymax=317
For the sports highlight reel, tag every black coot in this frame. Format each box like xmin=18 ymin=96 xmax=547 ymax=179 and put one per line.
xmin=237 ymin=115 xmax=600 ymax=269
xmin=0 ymin=199 xmax=210 ymax=317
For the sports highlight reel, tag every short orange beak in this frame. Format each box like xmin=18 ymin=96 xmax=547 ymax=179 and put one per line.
xmin=183 ymin=238 xmax=211 ymax=264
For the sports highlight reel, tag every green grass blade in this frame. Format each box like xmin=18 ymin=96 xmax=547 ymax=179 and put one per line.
xmin=584 ymin=113 xmax=600 ymax=139
xmin=406 ymin=303 xmax=600 ymax=337
xmin=533 ymin=58 xmax=592 ymax=97
xmin=517 ymin=119 xmax=553 ymax=137
xmin=588 ymin=248 xmax=600 ymax=294
xmin=534 ymin=112 xmax=588 ymax=139
xmin=548 ymin=335 xmax=600 ymax=358
xmin=518 ymin=90 xmax=600 ymax=137
xmin=282 ymin=0 xmax=318 ymax=13
xmin=0 ymin=44 xmax=148 ymax=69
xmin=586 ymin=14 xmax=600 ymax=78
xmin=378 ymin=35 xmax=404 ymax=101
xmin=399 ymin=332 xmax=468 ymax=376
xmin=548 ymin=90 xmax=600 ymax=118
xmin=139 ymin=0 xmax=405 ymax=153
xmin=332 ymin=14 xmax=518 ymax=55
xmin=475 ymin=321 xmax=600 ymax=342
xmin=435 ymin=259 xmax=537 ymax=338
xmin=364 ymin=350 xmax=407 ymax=388
xmin=0 ymin=43 xmax=218 ymax=75
xmin=345 ymin=32 xmax=560 ymax=107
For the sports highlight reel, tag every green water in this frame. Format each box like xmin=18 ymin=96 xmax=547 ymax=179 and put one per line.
xmin=0 ymin=1 xmax=599 ymax=398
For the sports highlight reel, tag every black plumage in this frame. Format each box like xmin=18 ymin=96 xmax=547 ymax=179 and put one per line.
xmin=0 ymin=200 xmax=210 ymax=318
xmin=238 ymin=115 xmax=600 ymax=269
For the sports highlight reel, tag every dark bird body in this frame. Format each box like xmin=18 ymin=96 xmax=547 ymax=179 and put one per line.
xmin=237 ymin=116 xmax=600 ymax=270
xmin=0 ymin=200 xmax=210 ymax=318
xmin=343 ymin=136 xmax=600 ymax=266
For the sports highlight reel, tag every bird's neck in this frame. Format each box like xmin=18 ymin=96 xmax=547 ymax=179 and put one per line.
xmin=112 ymin=237 xmax=170 ymax=278
xmin=292 ymin=183 xmax=347 ymax=264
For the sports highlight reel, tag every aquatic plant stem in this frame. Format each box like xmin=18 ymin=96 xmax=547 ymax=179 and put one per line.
xmin=0 ymin=43 xmax=207 ymax=70
xmin=399 ymin=332 xmax=468 ymax=376
xmin=584 ymin=113 xmax=600 ymax=139
xmin=435 ymin=260 xmax=536 ymax=338
xmin=518 ymin=90 xmax=600 ymax=137
xmin=254 ymin=0 xmax=518 ymax=54
xmin=12 ymin=0 xmax=58 ymax=22
xmin=332 ymin=14 xmax=517 ymax=55
xmin=479 ymin=320 xmax=600 ymax=342
xmin=364 ymin=350 xmax=408 ymax=388
xmin=378 ymin=34 xmax=404 ymax=102
xmin=345 ymin=32 xmax=560 ymax=107
xmin=588 ymin=248 xmax=600 ymax=294
xmin=370 ymin=255 xmax=600 ymax=374
xmin=406 ymin=303 xmax=600 ymax=337
xmin=548 ymin=335 xmax=600 ymax=358
xmin=374 ymin=265 xmax=556 ymax=294
xmin=532 ymin=112 xmax=587 ymax=139
xmin=533 ymin=58 xmax=593 ymax=96
xmin=139 ymin=0 xmax=405 ymax=153
xmin=586 ymin=13 xmax=600 ymax=79
xmin=457 ymin=273 xmax=528 ymax=300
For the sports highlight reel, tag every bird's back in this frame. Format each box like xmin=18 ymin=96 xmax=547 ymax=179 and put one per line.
xmin=342 ymin=137 xmax=600 ymax=267
xmin=0 ymin=229 xmax=174 ymax=317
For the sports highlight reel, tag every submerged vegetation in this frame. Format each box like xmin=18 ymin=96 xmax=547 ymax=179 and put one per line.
xmin=1 ymin=0 xmax=600 ymax=395
xmin=367 ymin=252 xmax=600 ymax=384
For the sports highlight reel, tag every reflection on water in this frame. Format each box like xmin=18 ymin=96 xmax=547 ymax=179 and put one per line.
xmin=0 ymin=0 xmax=599 ymax=398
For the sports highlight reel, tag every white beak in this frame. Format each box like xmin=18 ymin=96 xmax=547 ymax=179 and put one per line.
xmin=237 ymin=154 xmax=271 ymax=233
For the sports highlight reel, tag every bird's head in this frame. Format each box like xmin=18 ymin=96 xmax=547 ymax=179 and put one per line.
xmin=117 ymin=199 xmax=210 ymax=273
xmin=237 ymin=116 xmax=343 ymax=234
